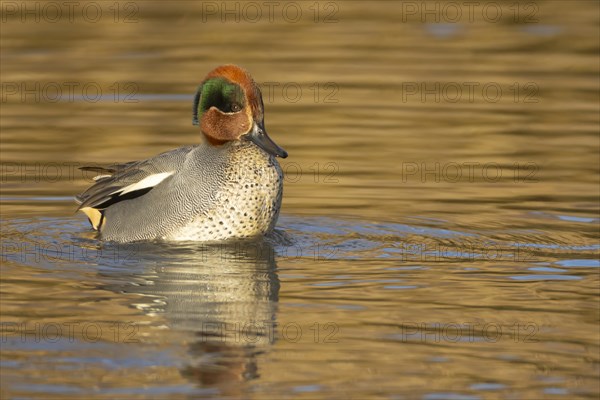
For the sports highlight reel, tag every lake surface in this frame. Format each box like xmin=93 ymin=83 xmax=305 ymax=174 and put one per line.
xmin=1 ymin=1 xmax=599 ymax=399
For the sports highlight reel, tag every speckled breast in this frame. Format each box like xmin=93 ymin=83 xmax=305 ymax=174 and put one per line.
xmin=167 ymin=143 xmax=284 ymax=241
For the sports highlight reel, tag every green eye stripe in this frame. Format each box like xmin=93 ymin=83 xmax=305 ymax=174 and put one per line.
xmin=199 ymin=78 xmax=245 ymax=115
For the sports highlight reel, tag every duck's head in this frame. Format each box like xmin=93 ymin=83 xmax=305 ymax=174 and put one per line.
xmin=193 ymin=64 xmax=288 ymax=158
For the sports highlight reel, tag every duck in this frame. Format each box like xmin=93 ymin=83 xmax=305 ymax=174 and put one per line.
xmin=75 ymin=64 xmax=288 ymax=243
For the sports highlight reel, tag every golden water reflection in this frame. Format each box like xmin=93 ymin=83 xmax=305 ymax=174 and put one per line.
xmin=1 ymin=1 xmax=599 ymax=398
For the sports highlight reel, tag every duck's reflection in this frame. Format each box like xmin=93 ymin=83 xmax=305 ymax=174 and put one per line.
xmin=108 ymin=240 xmax=279 ymax=392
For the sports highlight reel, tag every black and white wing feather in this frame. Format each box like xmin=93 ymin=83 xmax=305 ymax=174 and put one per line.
xmin=75 ymin=147 xmax=192 ymax=229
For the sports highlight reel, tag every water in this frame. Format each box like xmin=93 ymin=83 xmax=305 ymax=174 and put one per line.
xmin=1 ymin=1 xmax=599 ymax=399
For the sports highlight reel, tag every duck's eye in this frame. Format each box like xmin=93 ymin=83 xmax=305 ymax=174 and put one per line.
xmin=231 ymin=103 xmax=241 ymax=112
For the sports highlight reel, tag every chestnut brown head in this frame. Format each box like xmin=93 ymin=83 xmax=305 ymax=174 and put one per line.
xmin=193 ymin=65 xmax=287 ymax=158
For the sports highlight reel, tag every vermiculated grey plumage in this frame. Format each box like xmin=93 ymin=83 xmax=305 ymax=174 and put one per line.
xmin=76 ymin=141 xmax=283 ymax=242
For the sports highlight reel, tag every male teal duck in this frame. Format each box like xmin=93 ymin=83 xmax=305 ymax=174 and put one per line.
xmin=75 ymin=65 xmax=287 ymax=242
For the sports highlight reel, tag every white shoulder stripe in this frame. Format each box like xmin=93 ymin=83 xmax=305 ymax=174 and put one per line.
xmin=111 ymin=171 xmax=174 ymax=196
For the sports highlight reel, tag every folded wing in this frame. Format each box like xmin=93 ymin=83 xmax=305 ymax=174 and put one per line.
xmin=75 ymin=147 xmax=191 ymax=230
